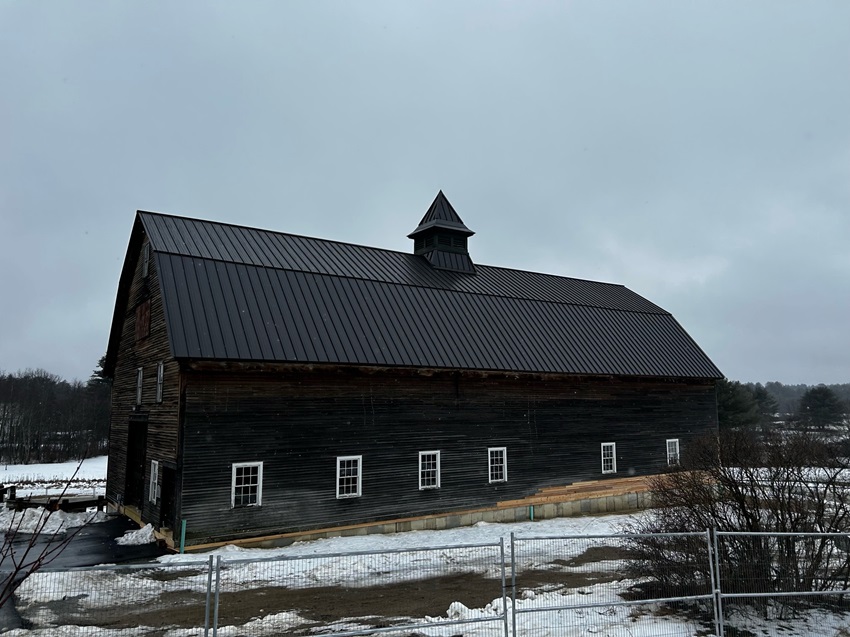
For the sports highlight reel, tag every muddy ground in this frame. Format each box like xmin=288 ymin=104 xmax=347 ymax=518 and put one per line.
xmin=16 ymin=546 xmax=629 ymax=635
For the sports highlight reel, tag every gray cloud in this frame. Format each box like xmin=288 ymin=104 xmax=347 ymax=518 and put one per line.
xmin=1 ymin=0 xmax=848 ymax=384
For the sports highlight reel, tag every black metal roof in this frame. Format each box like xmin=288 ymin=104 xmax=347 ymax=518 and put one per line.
xmin=106 ymin=203 xmax=722 ymax=379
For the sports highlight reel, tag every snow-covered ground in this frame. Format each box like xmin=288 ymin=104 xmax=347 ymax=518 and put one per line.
xmin=4 ymin=457 xmax=850 ymax=636
xmin=0 ymin=456 xmax=109 ymax=534
xmin=0 ymin=455 xmax=107 ymax=498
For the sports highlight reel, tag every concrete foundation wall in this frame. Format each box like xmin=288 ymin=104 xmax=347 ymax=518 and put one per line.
xmin=188 ymin=489 xmax=652 ymax=551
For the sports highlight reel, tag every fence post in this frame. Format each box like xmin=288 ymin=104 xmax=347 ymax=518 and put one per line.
xmin=712 ymin=529 xmax=725 ymax=637
xmin=510 ymin=532 xmax=517 ymax=637
xmin=705 ymin=529 xmax=721 ymax=637
xmin=212 ymin=555 xmax=222 ymax=636
xmin=500 ymin=537 xmax=509 ymax=637
xmin=204 ymin=555 xmax=214 ymax=637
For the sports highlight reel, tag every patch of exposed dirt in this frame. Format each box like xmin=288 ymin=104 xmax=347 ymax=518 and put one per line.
xmin=21 ymin=574 xmax=504 ymax=632
xmin=551 ymin=545 xmax=630 ymax=567
xmin=17 ymin=544 xmax=637 ymax=633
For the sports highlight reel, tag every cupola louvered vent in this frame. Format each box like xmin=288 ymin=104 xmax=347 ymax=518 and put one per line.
xmin=408 ymin=191 xmax=476 ymax=274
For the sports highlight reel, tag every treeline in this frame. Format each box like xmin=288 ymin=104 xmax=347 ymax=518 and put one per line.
xmin=0 ymin=364 xmax=110 ymax=465
xmin=719 ymin=379 xmax=848 ymax=431
xmin=760 ymin=381 xmax=850 ymax=415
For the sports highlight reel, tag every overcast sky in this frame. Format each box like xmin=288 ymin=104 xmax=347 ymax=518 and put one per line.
xmin=1 ymin=1 xmax=848 ymax=385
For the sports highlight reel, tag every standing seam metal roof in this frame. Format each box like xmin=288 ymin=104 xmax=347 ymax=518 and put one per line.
xmin=140 ymin=211 xmax=722 ymax=379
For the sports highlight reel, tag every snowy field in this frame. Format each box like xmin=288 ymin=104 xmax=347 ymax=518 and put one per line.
xmin=0 ymin=455 xmax=107 ymax=498
xmin=3 ymin=458 xmax=850 ymax=636
xmin=0 ymin=456 xmax=109 ymax=534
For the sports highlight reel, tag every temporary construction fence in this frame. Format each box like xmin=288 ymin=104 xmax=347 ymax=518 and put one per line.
xmin=713 ymin=531 xmax=850 ymax=636
xmin=511 ymin=531 xmax=715 ymax=637
xmin=11 ymin=530 xmax=850 ymax=636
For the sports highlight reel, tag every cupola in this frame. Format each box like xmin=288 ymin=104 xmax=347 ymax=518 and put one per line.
xmin=408 ymin=191 xmax=476 ymax=274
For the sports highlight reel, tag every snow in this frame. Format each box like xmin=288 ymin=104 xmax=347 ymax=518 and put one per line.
xmin=0 ymin=456 xmax=107 ymax=498
xmin=160 ymin=513 xmax=626 ymax=565
xmin=115 ymin=522 xmax=155 ymax=546
xmin=0 ymin=456 xmax=108 ymax=483
xmin=5 ymin=458 xmax=850 ymax=635
xmin=0 ymin=508 xmax=107 ymax=535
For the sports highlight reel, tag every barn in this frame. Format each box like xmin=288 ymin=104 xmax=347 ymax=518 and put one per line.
xmin=103 ymin=191 xmax=722 ymax=548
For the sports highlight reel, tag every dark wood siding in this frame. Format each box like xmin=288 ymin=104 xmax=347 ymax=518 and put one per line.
xmin=179 ymin=366 xmax=716 ymax=544
xmin=106 ymin=235 xmax=180 ymax=528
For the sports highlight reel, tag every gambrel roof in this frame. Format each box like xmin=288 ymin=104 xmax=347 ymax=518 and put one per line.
xmin=105 ymin=195 xmax=722 ymax=379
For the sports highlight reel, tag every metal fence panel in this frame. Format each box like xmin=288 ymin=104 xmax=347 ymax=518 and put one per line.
xmin=13 ymin=557 xmax=214 ymax=635
xmin=511 ymin=531 xmax=717 ymax=637
xmin=24 ymin=529 xmax=850 ymax=636
xmin=208 ymin=540 xmax=508 ymax=637
xmin=716 ymin=531 xmax=850 ymax=637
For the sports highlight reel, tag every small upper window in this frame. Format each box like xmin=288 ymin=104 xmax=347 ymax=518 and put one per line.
xmin=149 ymin=460 xmax=159 ymax=503
xmin=231 ymin=462 xmax=263 ymax=507
xmin=156 ymin=361 xmax=164 ymax=403
xmin=136 ymin=367 xmax=143 ymax=406
xmin=601 ymin=442 xmax=617 ymax=474
xmin=488 ymin=447 xmax=507 ymax=483
xmin=142 ymin=243 xmax=150 ymax=278
xmin=667 ymin=439 xmax=680 ymax=466
xmin=419 ymin=451 xmax=441 ymax=490
xmin=337 ymin=456 xmax=362 ymax=498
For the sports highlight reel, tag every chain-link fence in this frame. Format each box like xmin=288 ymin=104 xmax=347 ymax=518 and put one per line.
xmin=715 ymin=531 xmax=850 ymax=637
xmin=13 ymin=530 xmax=850 ymax=636
xmin=13 ymin=541 xmax=508 ymax=636
xmin=510 ymin=531 xmax=716 ymax=637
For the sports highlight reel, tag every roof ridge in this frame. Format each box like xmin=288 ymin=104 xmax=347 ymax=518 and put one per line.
xmin=138 ymin=210 xmax=635 ymax=292
xmin=155 ymin=250 xmax=671 ymax=317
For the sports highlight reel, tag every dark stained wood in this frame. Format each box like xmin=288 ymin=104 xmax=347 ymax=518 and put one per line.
xmin=106 ymin=235 xmax=181 ymax=526
xmin=177 ymin=366 xmax=716 ymax=545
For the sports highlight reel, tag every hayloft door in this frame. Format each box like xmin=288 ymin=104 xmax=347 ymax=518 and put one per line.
xmin=125 ymin=420 xmax=147 ymax=508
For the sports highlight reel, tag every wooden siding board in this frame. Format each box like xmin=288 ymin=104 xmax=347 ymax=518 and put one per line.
xmin=107 ymin=239 xmax=181 ymax=529
xmin=177 ymin=368 xmax=717 ymax=545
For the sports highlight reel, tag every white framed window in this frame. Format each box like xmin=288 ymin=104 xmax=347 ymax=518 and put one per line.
xmin=231 ymin=462 xmax=263 ymax=507
xmin=488 ymin=447 xmax=507 ymax=483
xmin=136 ymin=367 xmax=143 ymax=405
xmin=142 ymin=242 xmax=150 ymax=277
xmin=419 ymin=451 xmax=441 ymax=489
xmin=667 ymin=439 xmax=680 ymax=466
xmin=156 ymin=361 xmax=164 ymax=403
xmin=149 ymin=459 xmax=159 ymax=503
xmin=601 ymin=442 xmax=617 ymax=474
xmin=336 ymin=455 xmax=362 ymax=498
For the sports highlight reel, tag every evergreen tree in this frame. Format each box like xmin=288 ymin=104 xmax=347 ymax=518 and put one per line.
xmin=798 ymin=385 xmax=845 ymax=429
xmin=716 ymin=379 xmax=760 ymax=430
xmin=752 ymin=383 xmax=779 ymax=428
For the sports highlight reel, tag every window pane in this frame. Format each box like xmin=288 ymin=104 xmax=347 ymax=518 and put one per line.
xmin=337 ymin=457 xmax=361 ymax=497
xmin=420 ymin=451 xmax=440 ymax=489
xmin=232 ymin=463 xmax=262 ymax=506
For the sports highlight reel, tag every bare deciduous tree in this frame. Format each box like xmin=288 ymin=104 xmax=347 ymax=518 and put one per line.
xmin=623 ymin=430 xmax=850 ymax=614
